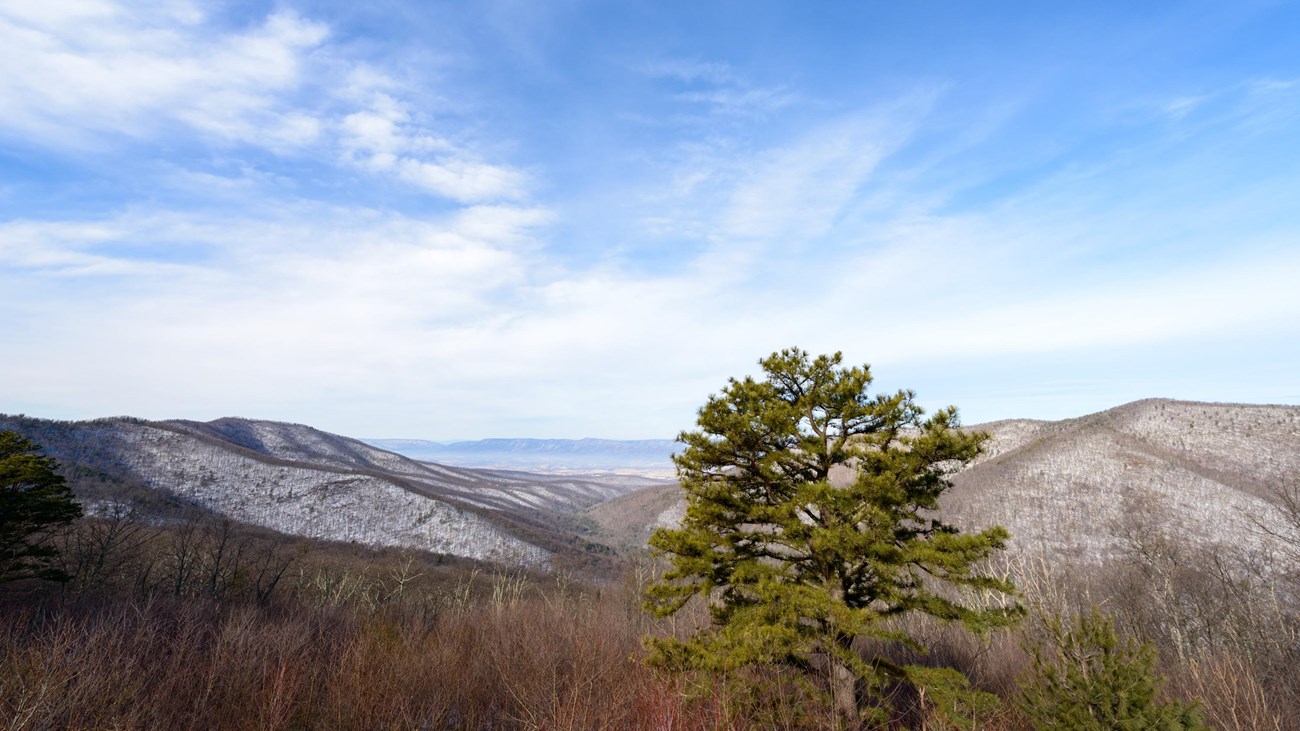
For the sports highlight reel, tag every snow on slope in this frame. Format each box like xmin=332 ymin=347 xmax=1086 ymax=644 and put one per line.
xmin=0 ymin=415 xmax=552 ymax=565
xmin=965 ymin=419 xmax=1053 ymax=463
xmin=168 ymin=419 xmax=658 ymax=513
xmin=1102 ymin=400 xmax=1300 ymax=496
xmin=171 ymin=417 xmax=424 ymax=475
xmin=948 ymin=426 xmax=1283 ymax=562
xmin=587 ymin=400 xmax=1300 ymax=567
xmin=946 ymin=399 xmax=1300 ymax=564
xmin=113 ymin=424 xmax=547 ymax=564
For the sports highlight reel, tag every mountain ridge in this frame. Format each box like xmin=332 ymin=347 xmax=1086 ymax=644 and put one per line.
xmin=5 ymin=398 xmax=1296 ymax=572
xmin=584 ymin=398 xmax=1300 ymax=566
xmin=0 ymin=413 xmax=662 ymax=570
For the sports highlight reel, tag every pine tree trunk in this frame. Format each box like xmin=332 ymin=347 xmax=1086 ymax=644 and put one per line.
xmin=831 ymin=658 xmax=860 ymax=728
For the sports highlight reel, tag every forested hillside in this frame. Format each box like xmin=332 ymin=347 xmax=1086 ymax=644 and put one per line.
xmin=0 ymin=415 xmax=659 ymax=569
xmin=587 ymin=399 xmax=1300 ymax=569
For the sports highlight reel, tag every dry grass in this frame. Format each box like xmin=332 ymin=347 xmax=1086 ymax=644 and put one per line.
xmin=3 ymin=516 xmax=1298 ymax=730
xmin=0 ymin=585 xmax=740 ymax=731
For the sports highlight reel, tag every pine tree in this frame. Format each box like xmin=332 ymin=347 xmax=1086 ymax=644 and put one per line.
xmin=1019 ymin=608 xmax=1206 ymax=731
xmin=644 ymin=349 xmax=1021 ymax=727
xmin=0 ymin=430 xmax=82 ymax=584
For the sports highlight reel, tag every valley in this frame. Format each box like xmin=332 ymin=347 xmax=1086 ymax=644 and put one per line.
xmin=0 ymin=414 xmax=666 ymax=571
xmin=4 ymin=397 xmax=1296 ymax=574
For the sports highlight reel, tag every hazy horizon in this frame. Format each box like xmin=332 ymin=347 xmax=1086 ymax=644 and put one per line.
xmin=9 ymin=395 xmax=1297 ymax=444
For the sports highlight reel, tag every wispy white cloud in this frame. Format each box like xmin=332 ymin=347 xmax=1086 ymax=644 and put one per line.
xmin=640 ymin=58 xmax=737 ymax=86
xmin=856 ymin=241 xmax=1300 ymax=363
xmin=0 ymin=204 xmax=547 ymax=407
xmin=623 ymin=93 xmax=938 ymax=286
xmin=338 ymin=86 xmax=527 ymax=203
xmin=1162 ymin=95 xmax=1208 ymax=120
xmin=1137 ymin=76 xmax=1300 ymax=138
xmin=3 ymin=176 xmax=1298 ymax=437
xmin=0 ymin=2 xmax=327 ymax=150
xmin=716 ymin=108 xmax=922 ymax=243
xmin=674 ymin=87 xmax=794 ymax=117
xmin=0 ymin=1 xmax=526 ymax=203
xmin=641 ymin=56 xmax=792 ymax=119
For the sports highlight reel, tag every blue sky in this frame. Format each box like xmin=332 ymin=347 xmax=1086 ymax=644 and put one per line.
xmin=2 ymin=0 xmax=1299 ymax=439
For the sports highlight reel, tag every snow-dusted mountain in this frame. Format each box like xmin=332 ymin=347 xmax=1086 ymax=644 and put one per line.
xmin=9 ymin=399 xmax=1295 ymax=572
xmin=0 ymin=415 xmax=663 ymax=568
xmin=585 ymin=399 xmax=1300 ymax=566
xmin=364 ymin=437 xmax=678 ymax=477
xmin=945 ymin=399 xmax=1300 ymax=563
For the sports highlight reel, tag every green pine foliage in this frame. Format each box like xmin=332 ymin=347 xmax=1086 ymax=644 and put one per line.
xmin=905 ymin=666 xmax=1002 ymax=731
xmin=644 ymin=348 xmax=1021 ymax=726
xmin=1019 ymin=608 xmax=1206 ymax=731
xmin=0 ymin=430 xmax=83 ymax=583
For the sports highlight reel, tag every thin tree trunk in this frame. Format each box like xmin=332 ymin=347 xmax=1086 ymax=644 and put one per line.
xmin=826 ymin=589 xmax=862 ymax=728
xmin=831 ymin=658 xmax=861 ymax=729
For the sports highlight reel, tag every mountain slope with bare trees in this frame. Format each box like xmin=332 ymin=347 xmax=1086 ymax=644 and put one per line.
xmin=0 ymin=415 xmax=660 ymax=569
xmin=588 ymin=399 xmax=1300 ymax=567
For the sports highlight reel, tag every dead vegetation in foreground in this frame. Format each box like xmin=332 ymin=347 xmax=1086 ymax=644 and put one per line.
xmin=0 ymin=512 xmax=1297 ymax=730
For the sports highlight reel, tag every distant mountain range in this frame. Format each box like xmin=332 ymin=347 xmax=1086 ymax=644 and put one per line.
xmin=3 ymin=398 xmax=1296 ymax=573
xmin=362 ymin=438 xmax=679 ymax=477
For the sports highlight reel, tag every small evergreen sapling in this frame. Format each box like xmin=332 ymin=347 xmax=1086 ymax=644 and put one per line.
xmin=1019 ymin=607 xmax=1206 ymax=730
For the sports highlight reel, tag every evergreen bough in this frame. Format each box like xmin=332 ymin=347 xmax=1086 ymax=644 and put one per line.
xmin=0 ymin=430 xmax=82 ymax=584
xmin=645 ymin=349 xmax=1021 ymax=727
xmin=1019 ymin=608 xmax=1206 ymax=730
